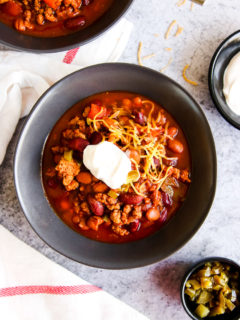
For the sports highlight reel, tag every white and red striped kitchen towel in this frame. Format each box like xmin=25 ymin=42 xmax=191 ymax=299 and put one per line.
xmin=0 ymin=226 xmax=148 ymax=320
xmin=0 ymin=18 xmax=133 ymax=165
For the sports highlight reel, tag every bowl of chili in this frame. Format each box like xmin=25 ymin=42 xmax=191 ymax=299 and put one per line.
xmin=0 ymin=0 xmax=133 ymax=52
xmin=14 ymin=63 xmax=217 ymax=268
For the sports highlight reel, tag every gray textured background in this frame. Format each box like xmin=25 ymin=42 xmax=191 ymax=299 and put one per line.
xmin=1 ymin=0 xmax=240 ymax=319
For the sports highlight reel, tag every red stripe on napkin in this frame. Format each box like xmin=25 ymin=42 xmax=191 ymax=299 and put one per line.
xmin=0 ymin=285 xmax=101 ymax=297
xmin=63 ymin=48 xmax=79 ymax=64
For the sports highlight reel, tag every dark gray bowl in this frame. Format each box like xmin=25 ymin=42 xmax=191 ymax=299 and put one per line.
xmin=181 ymin=257 xmax=240 ymax=320
xmin=209 ymin=30 xmax=240 ymax=130
xmin=14 ymin=63 xmax=217 ymax=269
xmin=0 ymin=0 xmax=133 ymax=52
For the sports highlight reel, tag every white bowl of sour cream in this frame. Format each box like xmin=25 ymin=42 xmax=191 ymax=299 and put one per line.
xmin=209 ymin=30 xmax=240 ymax=130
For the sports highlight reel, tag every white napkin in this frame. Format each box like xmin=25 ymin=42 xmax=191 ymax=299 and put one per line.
xmin=0 ymin=226 xmax=147 ymax=320
xmin=0 ymin=18 xmax=133 ymax=165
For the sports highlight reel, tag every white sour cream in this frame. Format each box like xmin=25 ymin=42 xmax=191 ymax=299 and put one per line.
xmin=223 ymin=52 xmax=240 ymax=115
xmin=83 ymin=141 xmax=132 ymax=189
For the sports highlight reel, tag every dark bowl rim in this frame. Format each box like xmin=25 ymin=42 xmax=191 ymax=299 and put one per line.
xmin=208 ymin=29 xmax=240 ymax=130
xmin=181 ymin=256 xmax=240 ymax=320
xmin=14 ymin=62 xmax=217 ymax=269
xmin=0 ymin=0 xmax=133 ymax=53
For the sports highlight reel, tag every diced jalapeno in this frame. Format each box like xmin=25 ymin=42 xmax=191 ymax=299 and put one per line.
xmin=195 ymin=304 xmax=210 ymax=318
xmin=64 ymin=150 xmax=73 ymax=161
xmin=184 ymin=261 xmax=240 ymax=318
xmin=108 ymin=190 xmax=119 ymax=199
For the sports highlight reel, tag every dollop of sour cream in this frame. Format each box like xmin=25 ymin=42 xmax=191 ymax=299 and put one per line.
xmin=83 ymin=141 xmax=132 ymax=189
xmin=223 ymin=52 xmax=240 ymax=115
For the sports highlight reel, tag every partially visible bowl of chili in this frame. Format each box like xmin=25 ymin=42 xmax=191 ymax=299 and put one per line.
xmin=14 ymin=63 xmax=217 ymax=269
xmin=0 ymin=0 xmax=133 ymax=52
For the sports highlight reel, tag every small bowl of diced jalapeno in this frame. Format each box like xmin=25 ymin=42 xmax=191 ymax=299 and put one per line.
xmin=181 ymin=257 xmax=240 ymax=319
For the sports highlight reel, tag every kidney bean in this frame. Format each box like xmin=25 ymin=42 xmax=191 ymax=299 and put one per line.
xmin=161 ymin=192 xmax=173 ymax=207
xmin=163 ymin=158 xmax=178 ymax=167
xmin=167 ymin=127 xmax=178 ymax=138
xmin=146 ymin=207 xmax=160 ymax=221
xmin=87 ymin=195 xmax=104 ymax=216
xmin=168 ymin=139 xmax=184 ymax=154
xmin=119 ymin=193 xmax=144 ymax=205
xmin=89 ymin=131 xmax=102 ymax=145
xmin=68 ymin=138 xmax=89 ymax=152
xmin=129 ymin=220 xmax=141 ymax=232
xmin=133 ymin=110 xmax=146 ymax=125
xmin=159 ymin=207 xmax=168 ymax=224
xmin=64 ymin=16 xmax=86 ymax=30
xmin=47 ymin=178 xmax=58 ymax=189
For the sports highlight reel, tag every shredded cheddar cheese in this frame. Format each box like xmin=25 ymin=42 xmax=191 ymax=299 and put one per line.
xmin=175 ymin=25 xmax=184 ymax=37
xmin=190 ymin=2 xmax=194 ymax=10
xmin=142 ymin=53 xmax=156 ymax=60
xmin=182 ymin=64 xmax=198 ymax=86
xmin=177 ymin=0 xmax=186 ymax=6
xmin=94 ymin=107 xmax=105 ymax=131
xmin=165 ymin=47 xmax=172 ymax=52
xmin=137 ymin=42 xmax=143 ymax=66
xmin=130 ymin=182 xmax=146 ymax=197
xmin=165 ymin=20 xmax=177 ymax=39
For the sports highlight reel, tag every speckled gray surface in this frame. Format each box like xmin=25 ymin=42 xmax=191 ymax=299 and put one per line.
xmin=1 ymin=1 xmax=240 ymax=319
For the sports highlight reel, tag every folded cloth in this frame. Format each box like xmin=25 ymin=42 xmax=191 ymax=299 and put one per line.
xmin=0 ymin=226 xmax=147 ymax=320
xmin=0 ymin=18 xmax=133 ymax=165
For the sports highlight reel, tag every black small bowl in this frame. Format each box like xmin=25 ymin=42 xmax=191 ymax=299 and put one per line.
xmin=209 ymin=30 xmax=240 ymax=130
xmin=181 ymin=257 xmax=240 ymax=320
xmin=0 ymin=0 xmax=133 ymax=52
xmin=14 ymin=63 xmax=216 ymax=269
